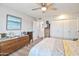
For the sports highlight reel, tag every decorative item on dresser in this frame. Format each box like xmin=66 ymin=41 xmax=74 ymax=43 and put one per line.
xmin=0 ymin=33 xmax=6 ymax=38
xmin=27 ymin=32 xmax=33 ymax=44
xmin=0 ymin=36 xmax=29 ymax=56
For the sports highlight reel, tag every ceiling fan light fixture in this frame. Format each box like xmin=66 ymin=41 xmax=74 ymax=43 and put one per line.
xmin=41 ymin=7 xmax=47 ymax=11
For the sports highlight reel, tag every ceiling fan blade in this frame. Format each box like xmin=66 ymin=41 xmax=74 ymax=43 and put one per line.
xmin=51 ymin=8 xmax=57 ymax=10
xmin=47 ymin=3 xmax=57 ymax=11
xmin=47 ymin=7 xmax=57 ymax=12
xmin=32 ymin=7 xmax=41 ymax=10
xmin=43 ymin=3 xmax=47 ymax=6
xmin=47 ymin=3 xmax=56 ymax=8
xmin=47 ymin=3 xmax=53 ymax=7
xmin=39 ymin=3 xmax=47 ymax=7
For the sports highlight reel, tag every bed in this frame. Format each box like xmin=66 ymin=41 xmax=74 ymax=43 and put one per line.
xmin=29 ymin=38 xmax=65 ymax=56
xmin=29 ymin=38 xmax=79 ymax=56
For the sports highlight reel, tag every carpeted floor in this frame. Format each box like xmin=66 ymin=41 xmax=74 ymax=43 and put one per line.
xmin=9 ymin=38 xmax=43 ymax=56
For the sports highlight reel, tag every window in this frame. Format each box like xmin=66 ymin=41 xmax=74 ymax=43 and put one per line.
xmin=6 ymin=15 xmax=22 ymax=30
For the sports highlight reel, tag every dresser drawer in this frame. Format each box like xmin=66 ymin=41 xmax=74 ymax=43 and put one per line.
xmin=0 ymin=39 xmax=17 ymax=46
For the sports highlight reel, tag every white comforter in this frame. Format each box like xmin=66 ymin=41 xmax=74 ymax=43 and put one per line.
xmin=29 ymin=38 xmax=65 ymax=56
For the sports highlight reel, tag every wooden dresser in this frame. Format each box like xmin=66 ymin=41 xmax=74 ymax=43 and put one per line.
xmin=0 ymin=36 xmax=29 ymax=56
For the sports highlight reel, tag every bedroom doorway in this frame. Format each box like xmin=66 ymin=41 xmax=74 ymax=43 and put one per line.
xmin=44 ymin=21 xmax=50 ymax=37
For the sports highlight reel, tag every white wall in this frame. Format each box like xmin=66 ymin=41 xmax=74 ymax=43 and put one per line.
xmin=0 ymin=5 xmax=35 ymax=34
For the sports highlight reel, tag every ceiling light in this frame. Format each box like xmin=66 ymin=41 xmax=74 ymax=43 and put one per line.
xmin=58 ymin=15 xmax=67 ymax=20
xmin=41 ymin=7 xmax=47 ymax=11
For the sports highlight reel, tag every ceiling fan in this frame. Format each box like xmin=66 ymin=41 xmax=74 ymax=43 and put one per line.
xmin=32 ymin=3 xmax=57 ymax=12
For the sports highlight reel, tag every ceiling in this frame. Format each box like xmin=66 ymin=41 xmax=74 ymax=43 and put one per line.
xmin=0 ymin=3 xmax=79 ymax=19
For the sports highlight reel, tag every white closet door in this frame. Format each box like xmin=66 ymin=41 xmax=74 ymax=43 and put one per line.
xmin=69 ymin=20 xmax=77 ymax=39
xmin=77 ymin=19 xmax=79 ymax=39
xmin=51 ymin=20 xmax=64 ymax=38
xmin=56 ymin=20 xmax=64 ymax=38
xmin=50 ymin=21 xmax=55 ymax=37
xmin=33 ymin=21 xmax=39 ymax=40
xmin=64 ymin=20 xmax=77 ymax=39
xmin=63 ymin=20 xmax=70 ymax=39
